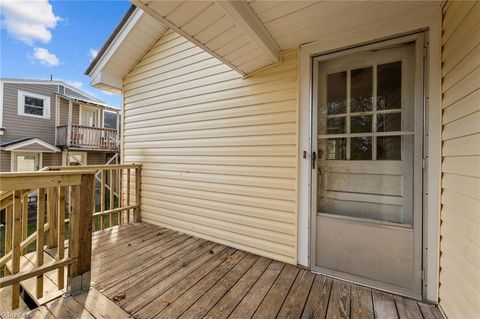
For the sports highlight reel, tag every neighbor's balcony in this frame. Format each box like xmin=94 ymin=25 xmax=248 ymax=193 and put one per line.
xmin=56 ymin=125 xmax=119 ymax=151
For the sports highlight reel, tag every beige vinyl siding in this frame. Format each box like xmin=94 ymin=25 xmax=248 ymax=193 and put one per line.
xmin=440 ymin=2 xmax=480 ymax=318
xmin=123 ymin=29 xmax=298 ymax=264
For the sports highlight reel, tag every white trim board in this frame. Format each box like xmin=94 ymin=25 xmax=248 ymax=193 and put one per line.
xmin=17 ymin=90 xmax=51 ymax=120
xmin=298 ymin=6 xmax=442 ymax=302
xmin=4 ymin=138 xmax=60 ymax=153
xmin=1 ymin=78 xmax=100 ymax=103
xmin=10 ymin=151 xmax=43 ymax=172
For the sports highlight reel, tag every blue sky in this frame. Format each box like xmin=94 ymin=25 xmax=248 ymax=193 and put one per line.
xmin=0 ymin=0 xmax=131 ymax=108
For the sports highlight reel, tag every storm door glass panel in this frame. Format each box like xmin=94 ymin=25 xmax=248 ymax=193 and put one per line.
xmin=377 ymin=62 xmax=401 ymax=110
xmin=317 ymin=57 xmax=412 ymax=224
xmin=377 ymin=112 xmax=401 ymax=132
xmin=326 ymin=138 xmax=346 ymax=160
xmin=377 ymin=136 xmax=401 ymax=160
xmin=350 ymin=137 xmax=372 ymax=160
xmin=327 ymin=117 xmax=346 ymax=134
xmin=326 ymin=72 xmax=347 ymax=115
xmin=351 ymin=115 xmax=372 ymax=133
xmin=351 ymin=67 xmax=373 ymax=113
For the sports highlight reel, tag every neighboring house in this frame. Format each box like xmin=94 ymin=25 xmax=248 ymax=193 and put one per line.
xmin=0 ymin=78 xmax=120 ymax=172
xmin=86 ymin=2 xmax=479 ymax=318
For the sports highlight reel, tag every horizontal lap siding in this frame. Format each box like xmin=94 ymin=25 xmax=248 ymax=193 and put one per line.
xmin=123 ymin=30 xmax=298 ymax=264
xmin=2 ymin=83 xmax=58 ymax=145
xmin=440 ymin=2 xmax=480 ymax=318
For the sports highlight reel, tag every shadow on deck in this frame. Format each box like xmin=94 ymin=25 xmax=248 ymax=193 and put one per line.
xmin=30 ymin=222 xmax=443 ymax=319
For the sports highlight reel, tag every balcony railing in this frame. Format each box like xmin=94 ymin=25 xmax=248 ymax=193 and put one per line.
xmin=0 ymin=163 xmax=141 ymax=310
xmin=56 ymin=125 xmax=119 ymax=151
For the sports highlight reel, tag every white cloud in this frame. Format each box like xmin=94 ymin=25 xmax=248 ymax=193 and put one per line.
xmin=89 ymin=49 xmax=99 ymax=59
xmin=68 ymin=81 xmax=83 ymax=89
xmin=102 ymin=90 xmax=114 ymax=96
xmin=0 ymin=0 xmax=61 ymax=45
xmin=31 ymin=47 xmax=59 ymax=66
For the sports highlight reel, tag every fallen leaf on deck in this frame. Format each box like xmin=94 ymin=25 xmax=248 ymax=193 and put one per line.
xmin=113 ymin=292 xmax=126 ymax=301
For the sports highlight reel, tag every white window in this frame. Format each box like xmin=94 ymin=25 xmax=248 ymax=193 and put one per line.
xmin=12 ymin=152 xmax=41 ymax=171
xmin=80 ymin=106 xmax=98 ymax=127
xmin=103 ymin=110 xmax=118 ymax=129
xmin=66 ymin=151 xmax=87 ymax=166
xmin=17 ymin=90 xmax=50 ymax=119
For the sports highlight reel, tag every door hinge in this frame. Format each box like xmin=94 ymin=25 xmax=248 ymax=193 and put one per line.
xmin=423 ymin=46 xmax=428 ymax=59
xmin=312 ymin=151 xmax=317 ymax=169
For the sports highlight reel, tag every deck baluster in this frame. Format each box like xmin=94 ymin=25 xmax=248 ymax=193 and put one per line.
xmin=36 ymin=188 xmax=45 ymax=299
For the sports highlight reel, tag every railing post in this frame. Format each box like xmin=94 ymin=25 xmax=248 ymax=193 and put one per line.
xmin=68 ymin=173 xmax=94 ymax=294
xmin=67 ymin=100 xmax=72 ymax=147
xmin=47 ymin=187 xmax=58 ymax=248
xmin=134 ymin=166 xmax=142 ymax=222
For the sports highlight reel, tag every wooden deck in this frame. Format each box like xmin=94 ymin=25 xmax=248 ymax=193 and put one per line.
xmin=24 ymin=222 xmax=443 ymax=319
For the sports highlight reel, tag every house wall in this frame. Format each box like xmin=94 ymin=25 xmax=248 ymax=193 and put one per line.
xmin=58 ymin=98 xmax=80 ymax=126
xmin=86 ymin=151 xmax=107 ymax=165
xmin=1 ymin=83 xmax=58 ymax=145
xmin=0 ymin=151 xmax=11 ymax=172
xmin=439 ymin=2 xmax=480 ymax=318
xmin=122 ymin=30 xmax=298 ymax=264
xmin=43 ymin=152 xmax=63 ymax=167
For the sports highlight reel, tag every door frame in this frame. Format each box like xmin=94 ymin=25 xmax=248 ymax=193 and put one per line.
xmin=309 ymin=34 xmax=425 ymax=298
xmin=298 ymin=25 xmax=443 ymax=302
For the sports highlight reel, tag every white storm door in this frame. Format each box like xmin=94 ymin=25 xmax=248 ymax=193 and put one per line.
xmin=311 ymin=36 xmax=424 ymax=298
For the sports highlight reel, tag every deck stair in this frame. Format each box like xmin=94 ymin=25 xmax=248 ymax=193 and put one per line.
xmin=5 ymin=250 xmax=67 ymax=307
xmin=0 ymin=286 xmax=30 ymax=313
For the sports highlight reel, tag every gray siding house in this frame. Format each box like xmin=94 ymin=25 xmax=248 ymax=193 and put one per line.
xmin=0 ymin=78 xmax=120 ymax=172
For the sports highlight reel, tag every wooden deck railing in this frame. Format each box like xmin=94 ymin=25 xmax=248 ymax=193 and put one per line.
xmin=0 ymin=163 xmax=142 ymax=310
xmin=47 ymin=164 xmax=142 ymax=231
xmin=0 ymin=170 xmax=95 ymax=310
xmin=56 ymin=125 xmax=119 ymax=151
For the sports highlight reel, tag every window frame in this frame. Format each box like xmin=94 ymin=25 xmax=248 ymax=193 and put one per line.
xmin=79 ymin=105 xmax=99 ymax=127
xmin=102 ymin=109 xmax=118 ymax=130
xmin=11 ymin=151 xmax=42 ymax=172
xmin=17 ymin=90 xmax=51 ymax=119
xmin=64 ymin=151 xmax=87 ymax=166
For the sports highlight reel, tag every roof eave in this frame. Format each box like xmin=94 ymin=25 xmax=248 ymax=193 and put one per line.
xmin=85 ymin=4 xmax=137 ymax=76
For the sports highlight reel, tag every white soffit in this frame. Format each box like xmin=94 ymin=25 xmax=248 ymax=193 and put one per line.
xmin=87 ymin=7 xmax=166 ymax=93
xmin=246 ymin=1 xmax=442 ymax=50
xmin=131 ymin=0 xmax=281 ymax=75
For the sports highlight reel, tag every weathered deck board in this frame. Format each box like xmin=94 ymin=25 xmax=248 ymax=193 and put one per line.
xmin=253 ymin=264 xmax=299 ymax=318
xmin=326 ymin=280 xmax=352 ymax=319
xmin=277 ymin=269 xmax=315 ymax=318
xmin=302 ymin=275 xmax=333 ymax=319
xmin=350 ymin=285 xmax=374 ymax=319
xmin=11 ymin=222 xmax=444 ymax=319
